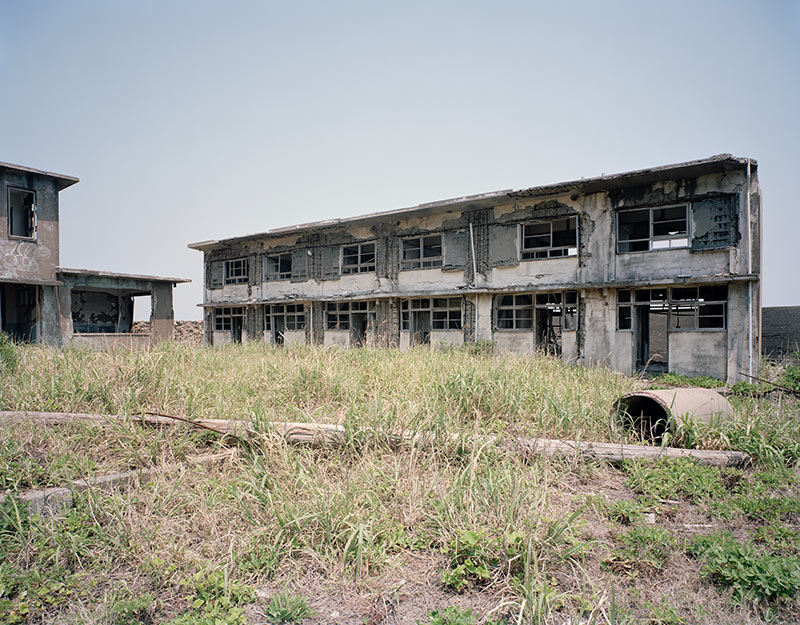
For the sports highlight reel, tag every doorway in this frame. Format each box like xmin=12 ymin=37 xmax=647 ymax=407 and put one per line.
xmin=411 ymin=310 xmax=431 ymax=346
xmin=635 ymin=300 xmax=668 ymax=374
xmin=350 ymin=313 xmax=367 ymax=347
xmin=0 ymin=283 xmax=37 ymax=342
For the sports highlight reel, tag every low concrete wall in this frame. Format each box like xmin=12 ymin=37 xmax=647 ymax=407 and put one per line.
xmin=68 ymin=333 xmax=153 ymax=350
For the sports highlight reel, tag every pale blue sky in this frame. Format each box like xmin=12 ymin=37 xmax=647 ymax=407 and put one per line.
xmin=2 ymin=0 xmax=798 ymax=319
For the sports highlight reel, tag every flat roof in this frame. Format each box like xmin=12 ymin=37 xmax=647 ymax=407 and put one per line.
xmin=0 ymin=161 xmax=79 ymax=191
xmin=188 ymin=154 xmax=756 ymax=252
xmin=57 ymin=267 xmax=190 ymax=284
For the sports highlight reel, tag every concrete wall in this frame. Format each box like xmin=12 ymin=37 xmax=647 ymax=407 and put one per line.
xmin=0 ymin=170 xmax=60 ymax=284
xmin=762 ymin=306 xmax=800 ymax=359
xmin=669 ymin=331 xmax=727 ymax=380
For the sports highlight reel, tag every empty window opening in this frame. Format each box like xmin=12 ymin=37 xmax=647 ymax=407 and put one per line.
xmin=0 ymin=283 xmax=37 ymax=341
xmin=401 ymin=297 xmax=462 ymax=346
xmin=617 ymin=204 xmax=688 ymax=253
xmin=494 ymin=291 xmax=578 ymax=354
xmin=214 ymin=306 xmax=244 ymax=342
xmin=133 ymin=295 xmax=152 ymax=322
xmin=618 ymin=286 xmax=727 ymax=333
xmin=521 ymin=217 xmax=577 ymax=260
xmin=265 ymin=303 xmax=305 ymax=344
xmin=224 ymin=259 xmax=249 ymax=285
xmin=326 ymin=300 xmax=376 ymax=343
xmin=8 ymin=188 xmax=36 ymax=239
xmin=341 ymin=243 xmax=376 ymax=274
xmin=401 ymin=235 xmax=443 ymax=270
xmin=264 ymin=253 xmax=292 ymax=281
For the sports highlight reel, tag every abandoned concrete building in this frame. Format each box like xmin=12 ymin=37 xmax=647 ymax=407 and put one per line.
xmin=189 ymin=154 xmax=761 ymax=383
xmin=1 ymin=161 xmax=188 ymax=347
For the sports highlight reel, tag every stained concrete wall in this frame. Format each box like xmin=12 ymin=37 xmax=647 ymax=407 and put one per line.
xmin=669 ymin=331 xmax=727 ymax=380
xmin=199 ymin=162 xmax=760 ymax=381
xmin=0 ymin=169 xmax=60 ymax=284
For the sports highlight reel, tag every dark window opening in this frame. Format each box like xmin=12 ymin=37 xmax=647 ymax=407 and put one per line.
xmin=8 ymin=188 xmax=36 ymax=239
xmin=341 ymin=243 xmax=376 ymax=274
xmin=265 ymin=253 xmax=292 ymax=281
xmin=521 ymin=217 xmax=578 ymax=260
xmin=617 ymin=204 xmax=688 ymax=253
xmin=401 ymin=235 xmax=442 ymax=269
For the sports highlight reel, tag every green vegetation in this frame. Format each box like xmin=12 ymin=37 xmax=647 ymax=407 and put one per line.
xmin=0 ymin=342 xmax=798 ymax=623
xmin=651 ymin=372 xmax=726 ymax=388
xmin=265 ymin=590 xmax=313 ymax=624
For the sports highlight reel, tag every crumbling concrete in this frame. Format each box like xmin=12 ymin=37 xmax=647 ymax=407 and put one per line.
xmin=189 ymin=155 xmax=761 ymax=383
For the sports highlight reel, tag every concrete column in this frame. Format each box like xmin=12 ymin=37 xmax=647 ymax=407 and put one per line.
xmin=150 ymin=283 xmax=174 ymax=342
xmin=39 ymin=286 xmax=61 ymax=347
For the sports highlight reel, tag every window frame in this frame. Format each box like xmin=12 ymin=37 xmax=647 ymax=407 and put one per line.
xmin=341 ymin=242 xmax=376 ymax=275
xmin=616 ymin=204 xmax=690 ymax=254
xmin=400 ymin=234 xmax=443 ymax=270
xmin=326 ymin=300 xmax=376 ymax=330
xmin=223 ymin=258 xmax=249 ymax=285
xmin=494 ymin=291 xmax=578 ymax=331
xmin=214 ymin=306 xmax=244 ymax=331
xmin=264 ymin=252 xmax=292 ymax=281
xmin=616 ymin=286 xmax=727 ymax=331
xmin=400 ymin=297 xmax=462 ymax=331
xmin=7 ymin=187 xmax=37 ymax=241
xmin=520 ymin=217 xmax=578 ymax=260
xmin=265 ymin=303 xmax=306 ymax=331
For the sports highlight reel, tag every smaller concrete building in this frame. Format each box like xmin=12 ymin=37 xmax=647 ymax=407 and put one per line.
xmin=1 ymin=161 xmax=188 ymax=347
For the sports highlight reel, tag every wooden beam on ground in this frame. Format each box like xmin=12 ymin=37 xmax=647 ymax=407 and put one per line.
xmin=0 ymin=411 xmax=751 ymax=468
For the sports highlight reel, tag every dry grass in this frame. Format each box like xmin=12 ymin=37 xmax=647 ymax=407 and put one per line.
xmin=1 ymin=342 xmax=799 ymax=624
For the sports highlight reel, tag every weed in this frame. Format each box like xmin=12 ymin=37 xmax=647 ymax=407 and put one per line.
xmin=168 ymin=570 xmax=258 ymax=625
xmin=644 ymin=599 xmax=686 ymax=624
xmin=651 ymin=373 xmax=725 ymax=388
xmin=606 ymin=525 xmax=678 ymax=575
xmin=623 ymin=458 xmax=724 ymax=503
xmin=441 ymin=529 xmax=523 ymax=591
xmin=265 ymin=589 xmax=314 ymax=623
xmin=108 ymin=592 xmax=155 ymax=625
xmin=690 ymin=533 xmax=800 ymax=603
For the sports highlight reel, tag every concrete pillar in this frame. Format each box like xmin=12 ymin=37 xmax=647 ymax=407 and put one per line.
xmin=150 ymin=283 xmax=174 ymax=342
xmin=39 ymin=286 xmax=61 ymax=347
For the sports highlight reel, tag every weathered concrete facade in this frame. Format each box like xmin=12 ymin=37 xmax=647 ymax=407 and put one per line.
xmin=190 ymin=154 xmax=761 ymax=382
xmin=762 ymin=306 xmax=800 ymax=359
xmin=1 ymin=161 xmax=188 ymax=347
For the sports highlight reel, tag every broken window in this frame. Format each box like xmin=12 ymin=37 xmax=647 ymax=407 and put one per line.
xmin=264 ymin=253 xmax=292 ymax=281
xmin=8 ymin=187 xmax=36 ymax=239
xmin=669 ymin=285 xmax=727 ymax=329
xmin=326 ymin=300 xmax=376 ymax=330
xmin=521 ymin=217 xmax=578 ymax=260
xmin=617 ymin=286 xmax=727 ymax=331
xmin=265 ymin=304 xmax=305 ymax=330
xmin=617 ymin=204 xmax=688 ymax=253
xmin=401 ymin=235 xmax=443 ymax=270
xmin=400 ymin=297 xmax=462 ymax=331
xmin=494 ymin=291 xmax=578 ymax=335
xmin=214 ymin=307 xmax=244 ymax=331
xmin=341 ymin=243 xmax=376 ymax=274
xmin=224 ymin=259 xmax=249 ymax=284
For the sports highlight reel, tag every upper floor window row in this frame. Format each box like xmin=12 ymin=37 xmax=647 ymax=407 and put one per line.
xmin=617 ymin=204 xmax=688 ymax=253
xmin=521 ymin=217 xmax=577 ymax=260
xmin=7 ymin=187 xmax=37 ymax=240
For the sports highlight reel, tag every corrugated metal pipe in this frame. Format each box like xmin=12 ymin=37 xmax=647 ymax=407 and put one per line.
xmin=611 ymin=388 xmax=734 ymax=444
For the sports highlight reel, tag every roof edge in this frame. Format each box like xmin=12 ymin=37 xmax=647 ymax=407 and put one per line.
xmin=187 ymin=154 xmax=756 ymax=252
xmin=57 ymin=267 xmax=191 ymax=284
xmin=0 ymin=161 xmax=80 ymax=190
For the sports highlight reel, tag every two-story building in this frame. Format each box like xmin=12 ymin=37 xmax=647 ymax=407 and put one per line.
xmin=189 ymin=154 xmax=761 ymax=383
xmin=1 ymin=161 xmax=188 ymax=347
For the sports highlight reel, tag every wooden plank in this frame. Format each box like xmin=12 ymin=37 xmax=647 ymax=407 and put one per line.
xmin=0 ymin=411 xmax=751 ymax=467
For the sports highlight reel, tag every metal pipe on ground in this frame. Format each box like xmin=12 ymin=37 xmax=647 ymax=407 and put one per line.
xmin=611 ymin=388 xmax=734 ymax=443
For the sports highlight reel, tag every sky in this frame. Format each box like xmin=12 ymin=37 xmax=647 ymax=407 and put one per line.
xmin=1 ymin=0 xmax=799 ymax=319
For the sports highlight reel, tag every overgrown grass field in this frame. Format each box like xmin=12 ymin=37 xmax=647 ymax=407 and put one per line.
xmin=1 ymin=342 xmax=799 ymax=624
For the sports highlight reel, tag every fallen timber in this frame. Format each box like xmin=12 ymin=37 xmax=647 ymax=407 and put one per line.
xmin=0 ymin=410 xmax=751 ymax=468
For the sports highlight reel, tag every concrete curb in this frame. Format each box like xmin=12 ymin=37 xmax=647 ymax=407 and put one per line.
xmin=0 ymin=451 xmax=235 ymax=517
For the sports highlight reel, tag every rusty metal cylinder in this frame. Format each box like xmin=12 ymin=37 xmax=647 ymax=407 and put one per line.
xmin=611 ymin=388 xmax=734 ymax=442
